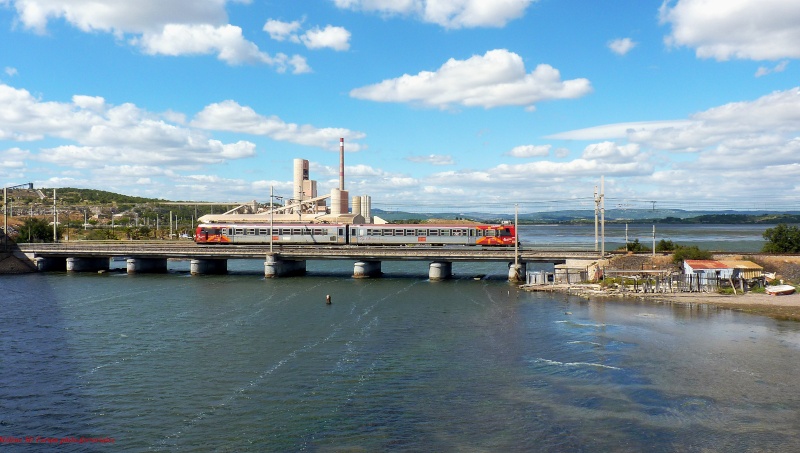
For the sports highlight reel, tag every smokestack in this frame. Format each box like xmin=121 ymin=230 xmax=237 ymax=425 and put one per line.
xmin=339 ymin=137 xmax=345 ymax=191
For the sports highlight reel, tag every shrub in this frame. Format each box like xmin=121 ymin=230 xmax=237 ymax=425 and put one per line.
xmin=672 ymin=245 xmax=712 ymax=264
xmin=762 ymin=223 xmax=800 ymax=253
xmin=656 ymin=239 xmax=676 ymax=252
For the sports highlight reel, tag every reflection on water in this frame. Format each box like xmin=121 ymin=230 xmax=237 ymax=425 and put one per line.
xmin=2 ymin=261 xmax=799 ymax=451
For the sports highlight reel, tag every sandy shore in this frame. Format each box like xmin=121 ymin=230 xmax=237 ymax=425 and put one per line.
xmin=523 ymin=284 xmax=800 ymax=322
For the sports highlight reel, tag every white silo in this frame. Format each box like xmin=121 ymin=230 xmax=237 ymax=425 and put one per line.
xmin=293 ymin=158 xmax=309 ymax=202
xmin=361 ymin=195 xmax=372 ymax=223
xmin=352 ymin=196 xmax=362 ymax=217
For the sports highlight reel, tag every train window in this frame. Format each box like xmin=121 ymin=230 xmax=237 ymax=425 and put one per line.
xmin=441 ymin=229 xmax=451 ymax=236
xmin=404 ymin=229 xmax=414 ymax=236
xmin=222 ymin=228 xmax=230 ymax=235
xmin=500 ymin=228 xmax=511 ymax=237
xmin=415 ymin=229 xmax=426 ymax=236
xmin=258 ymin=228 xmax=267 ymax=235
xmin=313 ymin=229 xmax=324 ymax=235
xmin=292 ymin=228 xmax=302 ymax=235
xmin=476 ymin=229 xmax=484 ymax=237
xmin=486 ymin=229 xmax=497 ymax=237
xmin=429 ymin=229 xmax=439 ymax=236
xmin=395 ymin=229 xmax=403 ymax=236
xmin=247 ymin=228 xmax=256 ymax=235
xmin=338 ymin=228 xmax=344 ymax=236
xmin=454 ymin=229 xmax=466 ymax=236
xmin=234 ymin=228 xmax=244 ymax=235
xmin=383 ymin=230 xmax=393 ymax=236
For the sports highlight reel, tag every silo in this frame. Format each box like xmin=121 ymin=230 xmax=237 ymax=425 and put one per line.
xmin=293 ymin=159 xmax=309 ymax=202
xmin=361 ymin=195 xmax=372 ymax=224
xmin=331 ymin=189 xmax=350 ymax=216
xmin=331 ymin=189 xmax=342 ymax=215
xmin=352 ymin=196 xmax=362 ymax=217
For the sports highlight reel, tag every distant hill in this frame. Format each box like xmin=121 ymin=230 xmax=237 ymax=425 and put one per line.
xmin=373 ymin=208 xmax=800 ymax=225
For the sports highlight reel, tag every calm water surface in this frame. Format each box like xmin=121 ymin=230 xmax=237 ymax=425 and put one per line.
xmin=2 ymin=259 xmax=800 ymax=452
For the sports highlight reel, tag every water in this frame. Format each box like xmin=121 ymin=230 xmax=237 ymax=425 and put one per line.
xmin=519 ymin=223 xmax=772 ymax=252
xmin=3 ymin=258 xmax=800 ymax=452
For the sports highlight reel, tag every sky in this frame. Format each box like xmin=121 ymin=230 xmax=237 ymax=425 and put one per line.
xmin=1 ymin=0 xmax=800 ymax=214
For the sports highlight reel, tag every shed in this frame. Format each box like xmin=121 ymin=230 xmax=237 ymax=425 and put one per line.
xmin=683 ymin=260 xmax=733 ymax=284
xmin=718 ymin=260 xmax=764 ymax=280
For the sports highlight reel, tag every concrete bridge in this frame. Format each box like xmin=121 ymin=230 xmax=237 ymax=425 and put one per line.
xmin=12 ymin=242 xmax=602 ymax=281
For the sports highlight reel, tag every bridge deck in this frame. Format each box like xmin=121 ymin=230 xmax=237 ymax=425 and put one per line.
xmin=17 ymin=242 xmax=600 ymax=263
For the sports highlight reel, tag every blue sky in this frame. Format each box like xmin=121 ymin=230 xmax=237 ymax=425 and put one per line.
xmin=1 ymin=0 xmax=799 ymax=213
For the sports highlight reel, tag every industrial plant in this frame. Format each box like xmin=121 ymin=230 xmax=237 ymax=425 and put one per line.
xmin=198 ymin=138 xmax=374 ymax=225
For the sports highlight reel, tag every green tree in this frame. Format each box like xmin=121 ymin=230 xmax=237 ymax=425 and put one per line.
xmin=15 ymin=217 xmax=58 ymax=243
xmin=656 ymin=239 xmax=676 ymax=252
xmin=672 ymin=245 xmax=712 ymax=264
xmin=762 ymin=223 xmax=800 ymax=253
xmin=623 ymin=238 xmax=651 ymax=252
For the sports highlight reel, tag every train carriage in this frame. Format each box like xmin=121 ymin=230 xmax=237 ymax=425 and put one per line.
xmin=195 ymin=223 xmax=347 ymax=245
xmin=348 ymin=224 xmax=516 ymax=246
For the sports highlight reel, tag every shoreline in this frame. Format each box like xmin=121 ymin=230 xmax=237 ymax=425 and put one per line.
xmin=523 ymin=283 xmax=800 ymax=322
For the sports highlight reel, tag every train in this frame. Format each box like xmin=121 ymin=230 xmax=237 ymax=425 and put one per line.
xmin=194 ymin=222 xmax=517 ymax=246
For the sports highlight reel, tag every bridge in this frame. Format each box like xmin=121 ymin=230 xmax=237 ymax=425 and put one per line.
xmin=13 ymin=242 xmax=602 ymax=281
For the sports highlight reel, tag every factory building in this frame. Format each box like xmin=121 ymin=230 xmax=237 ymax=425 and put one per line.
xmin=198 ymin=138 xmax=370 ymax=225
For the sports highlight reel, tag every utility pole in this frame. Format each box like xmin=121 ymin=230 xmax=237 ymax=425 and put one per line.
xmin=600 ymin=176 xmax=605 ymax=257
xmin=53 ymin=189 xmax=57 ymax=243
xmin=594 ymin=185 xmax=599 ymax=252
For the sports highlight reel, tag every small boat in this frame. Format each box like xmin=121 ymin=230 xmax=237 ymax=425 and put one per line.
xmin=765 ymin=284 xmax=796 ymax=296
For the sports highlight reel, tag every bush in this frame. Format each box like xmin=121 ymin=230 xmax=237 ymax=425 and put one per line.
xmin=762 ymin=223 xmax=800 ymax=253
xmin=656 ymin=239 xmax=676 ymax=252
xmin=672 ymin=245 xmax=712 ymax=264
xmin=14 ymin=217 xmax=59 ymax=243
xmin=620 ymin=238 xmax=650 ymax=252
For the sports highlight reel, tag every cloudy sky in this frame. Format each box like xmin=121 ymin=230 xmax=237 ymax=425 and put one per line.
xmin=1 ymin=0 xmax=799 ymax=213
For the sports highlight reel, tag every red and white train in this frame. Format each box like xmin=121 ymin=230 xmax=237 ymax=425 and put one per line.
xmin=194 ymin=223 xmax=517 ymax=246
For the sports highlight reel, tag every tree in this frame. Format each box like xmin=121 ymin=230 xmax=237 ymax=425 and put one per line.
xmin=762 ymin=223 xmax=800 ymax=253
xmin=656 ymin=239 xmax=676 ymax=252
xmin=672 ymin=245 xmax=712 ymax=264
xmin=15 ymin=217 xmax=58 ymax=243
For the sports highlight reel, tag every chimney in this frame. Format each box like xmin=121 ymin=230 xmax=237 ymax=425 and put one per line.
xmin=339 ymin=137 xmax=345 ymax=191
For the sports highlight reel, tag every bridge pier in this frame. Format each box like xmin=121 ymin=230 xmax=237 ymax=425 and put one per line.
xmin=190 ymin=259 xmax=227 ymax=275
xmin=508 ymin=262 xmax=527 ymax=282
xmin=264 ymin=254 xmax=306 ymax=278
xmin=429 ymin=261 xmax=452 ymax=281
xmin=66 ymin=257 xmax=110 ymax=273
xmin=353 ymin=260 xmax=382 ymax=278
xmin=127 ymin=258 xmax=168 ymax=274
xmin=36 ymin=257 xmax=66 ymax=272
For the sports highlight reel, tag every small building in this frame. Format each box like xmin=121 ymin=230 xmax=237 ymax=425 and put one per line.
xmin=683 ymin=260 xmax=733 ymax=285
xmin=719 ymin=260 xmax=764 ymax=280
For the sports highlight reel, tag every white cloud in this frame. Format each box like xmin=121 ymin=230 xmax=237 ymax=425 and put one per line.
xmin=660 ymin=0 xmax=800 ymax=61
xmin=350 ymin=49 xmax=592 ymax=110
xmin=547 ymin=120 xmax=696 ymax=141
xmin=608 ymin=37 xmax=636 ymax=56
xmin=264 ymin=19 xmax=351 ymax=52
xmin=263 ymin=19 xmax=302 ymax=42
xmin=4 ymin=0 xmax=305 ymax=71
xmin=301 ymin=25 xmax=351 ymax=51
xmin=406 ymin=154 xmax=455 ymax=165
xmin=755 ymin=61 xmax=789 ymax=78
xmin=333 ymin=0 xmax=536 ymax=29
xmin=191 ymin=100 xmax=366 ymax=151
xmin=0 ymin=83 xmax=257 ymax=170
xmin=581 ymin=142 xmax=641 ymax=162
xmin=507 ymin=144 xmax=550 ymax=158
xmin=4 ymin=67 xmax=18 ymax=77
